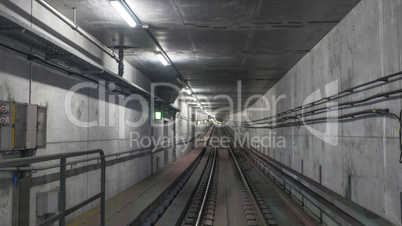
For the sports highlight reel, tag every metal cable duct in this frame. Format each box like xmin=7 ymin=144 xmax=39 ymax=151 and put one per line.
xmin=35 ymin=0 xmax=120 ymax=63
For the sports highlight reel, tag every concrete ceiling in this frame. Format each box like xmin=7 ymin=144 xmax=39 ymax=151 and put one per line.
xmin=45 ymin=0 xmax=360 ymax=117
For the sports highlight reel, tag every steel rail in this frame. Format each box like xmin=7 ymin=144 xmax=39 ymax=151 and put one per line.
xmin=228 ymin=145 xmax=268 ymax=226
xmin=195 ymin=147 xmax=217 ymax=226
xmin=224 ymin=127 xmax=318 ymax=226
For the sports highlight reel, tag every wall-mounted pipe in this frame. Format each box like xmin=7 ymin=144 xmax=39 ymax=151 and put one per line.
xmin=36 ymin=0 xmax=205 ymax=111
xmin=245 ymin=70 xmax=402 ymax=124
xmin=35 ymin=0 xmax=120 ymax=63
xmin=242 ymin=88 xmax=402 ymax=126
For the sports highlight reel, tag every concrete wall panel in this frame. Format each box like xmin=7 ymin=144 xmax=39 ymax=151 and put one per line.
xmin=231 ymin=1 xmax=402 ymax=224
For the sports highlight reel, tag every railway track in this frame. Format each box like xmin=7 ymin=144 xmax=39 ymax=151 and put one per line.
xmin=157 ymin=127 xmax=316 ymax=226
xmin=150 ymin=126 xmax=388 ymax=225
xmin=181 ymin=128 xmax=287 ymax=226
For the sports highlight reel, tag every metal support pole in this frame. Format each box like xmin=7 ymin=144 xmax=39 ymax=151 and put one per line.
xmin=173 ymin=114 xmax=176 ymax=161
xmin=347 ymin=175 xmax=352 ymax=200
xmin=150 ymin=112 xmax=154 ymax=174
xmin=320 ymin=210 xmax=323 ymax=224
xmin=319 ymin=165 xmax=322 ymax=185
xmin=72 ymin=7 xmax=77 ymax=24
xmin=59 ymin=158 xmax=66 ymax=226
xmin=100 ymin=152 xmax=106 ymax=226
xmin=118 ymin=46 xmax=124 ymax=77
xmin=151 ymin=152 xmax=154 ymax=174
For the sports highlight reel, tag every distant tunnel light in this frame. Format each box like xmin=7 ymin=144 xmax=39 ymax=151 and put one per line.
xmin=111 ymin=1 xmax=137 ymax=27
xmin=156 ymin=53 xmax=170 ymax=66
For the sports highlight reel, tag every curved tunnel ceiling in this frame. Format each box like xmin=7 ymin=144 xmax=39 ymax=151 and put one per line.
xmin=45 ymin=0 xmax=360 ymax=117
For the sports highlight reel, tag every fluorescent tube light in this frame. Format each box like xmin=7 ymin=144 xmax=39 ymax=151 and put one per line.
xmin=156 ymin=53 xmax=170 ymax=66
xmin=185 ymin=88 xmax=192 ymax=95
xmin=111 ymin=1 xmax=137 ymax=27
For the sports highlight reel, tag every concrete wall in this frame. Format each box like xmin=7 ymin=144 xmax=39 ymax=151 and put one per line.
xmin=174 ymin=99 xmax=193 ymax=158
xmin=173 ymin=99 xmax=210 ymax=158
xmin=0 ymin=1 xmax=208 ymax=225
xmin=0 ymin=43 xmax=207 ymax=225
xmin=231 ymin=0 xmax=402 ymax=224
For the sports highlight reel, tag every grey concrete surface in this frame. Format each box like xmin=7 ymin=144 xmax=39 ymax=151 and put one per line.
xmin=1 ymin=0 xmax=400 ymax=225
xmin=231 ymin=1 xmax=402 ymax=224
xmin=0 ymin=37 xmax=207 ymax=226
xmin=0 ymin=0 xmax=209 ymax=225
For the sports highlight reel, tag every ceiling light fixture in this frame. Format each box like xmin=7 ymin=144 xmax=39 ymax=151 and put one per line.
xmin=111 ymin=1 xmax=137 ymax=27
xmin=185 ymin=88 xmax=192 ymax=95
xmin=156 ymin=53 xmax=170 ymax=66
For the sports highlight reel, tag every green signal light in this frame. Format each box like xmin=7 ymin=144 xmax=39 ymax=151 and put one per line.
xmin=155 ymin=112 xmax=162 ymax=120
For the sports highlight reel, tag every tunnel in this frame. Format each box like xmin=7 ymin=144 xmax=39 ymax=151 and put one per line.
xmin=0 ymin=0 xmax=401 ymax=225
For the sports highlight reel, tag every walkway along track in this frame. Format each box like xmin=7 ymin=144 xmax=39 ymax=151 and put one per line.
xmin=223 ymin=126 xmax=393 ymax=226
xmin=153 ymin=125 xmax=393 ymax=225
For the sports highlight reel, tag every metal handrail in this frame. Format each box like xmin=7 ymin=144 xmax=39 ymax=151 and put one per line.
xmin=0 ymin=143 xmax=178 ymax=172
xmin=0 ymin=147 xmax=150 ymax=172
xmin=0 ymin=149 xmax=106 ymax=226
xmin=0 ymin=132 xmax=205 ymax=172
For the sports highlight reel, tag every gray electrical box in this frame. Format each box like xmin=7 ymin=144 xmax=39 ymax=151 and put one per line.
xmin=0 ymin=101 xmax=47 ymax=151
xmin=36 ymin=189 xmax=59 ymax=216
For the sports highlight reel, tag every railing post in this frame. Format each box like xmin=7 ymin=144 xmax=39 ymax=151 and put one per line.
xmin=100 ymin=152 xmax=106 ymax=226
xmin=0 ymin=149 xmax=106 ymax=226
xmin=59 ymin=158 xmax=66 ymax=226
xmin=320 ymin=209 xmax=323 ymax=224
xmin=151 ymin=151 xmax=154 ymax=174
xmin=173 ymin=114 xmax=176 ymax=162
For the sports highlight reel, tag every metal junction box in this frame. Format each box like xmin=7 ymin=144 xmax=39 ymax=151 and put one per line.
xmin=36 ymin=188 xmax=59 ymax=216
xmin=0 ymin=101 xmax=47 ymax=151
